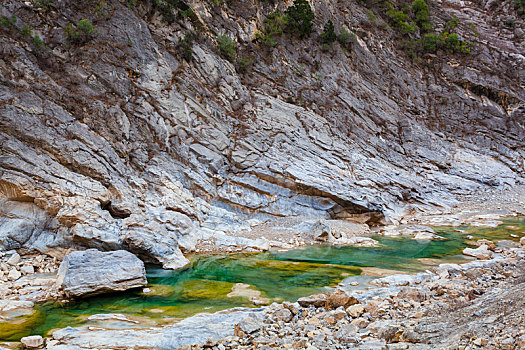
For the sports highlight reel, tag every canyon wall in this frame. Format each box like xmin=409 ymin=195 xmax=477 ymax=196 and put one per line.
xmin=0 ymin=0 xmax=523 ymax=267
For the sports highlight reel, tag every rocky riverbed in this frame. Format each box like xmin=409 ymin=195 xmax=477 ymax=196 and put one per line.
xmin=41 ymin=236 xmax=524 ymax=350
xmin=1 ymin=217 xmax=523 ymax=349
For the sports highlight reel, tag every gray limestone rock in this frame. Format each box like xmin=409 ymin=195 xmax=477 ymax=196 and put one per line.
xmin=0 ymin=0 xmax=523 ymax=267
xmin=51 ymin=308 xmax=263 ymax=349
xmin=56 ymin=249 xmax=147 ymax=297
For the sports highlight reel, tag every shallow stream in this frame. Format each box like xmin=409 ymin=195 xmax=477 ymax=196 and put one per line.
xmin=1 ymin=217 xmax=524 ymax=341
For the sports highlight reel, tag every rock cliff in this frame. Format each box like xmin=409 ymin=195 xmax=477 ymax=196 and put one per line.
xmin=0 ymin=0 xmax=523 ymax=267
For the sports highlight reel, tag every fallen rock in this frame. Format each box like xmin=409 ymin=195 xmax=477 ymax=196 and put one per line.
xmin=325 ymin=290 xmax=358 ymax=309
xmin=7 ymin=268 xmax=21 ymax=281
xmin=350 ymin=317 xmax=369 ymax=329
xmin=297 ymin=293 xmax=328 ymax=307
xmin=7 ymin=252 xmax=21 ymax=265
xmin=235 ymin=316 xmax=262 ymax=337
xmin=346 ymin=304 xmax=365 ymax=317
xmin=20 ymin=335 xmax=44 ymax=348
xmin=0 ymin=299 xmax=34 ymax=313
xmin=21 ymin=265 xmax=35 ymax=275
xmin=87 ymin=313 xmax=139 ymax=323
xmin=397 ymin=287 xmax=428 ymax=302
xmin=520 ymin=236 xmax=525 ymax=246
xmin=56 ymin=249 xmax=147 ymax=297
xmin=264 ymin=302 xmax=294 ymax=322
xmin=475 ymin=239 xmax=497 ymax=251
xmin=336 ymin=236 xmax=379 ymax=247
xmin=462 ymin=245 xmax=494 ymax=260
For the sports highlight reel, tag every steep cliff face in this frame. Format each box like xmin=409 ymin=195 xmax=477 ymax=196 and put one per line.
xmin=0 ymin=0 xmax=523 ymax=267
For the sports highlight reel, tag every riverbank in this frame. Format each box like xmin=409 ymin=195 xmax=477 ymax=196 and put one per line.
xmin=0 ymin=187 xmax=524 ymax=348
xmin=192 ymin=185 xmax=525 ymax=255
xmin=16 ymin=233 xmax=525 ymax=349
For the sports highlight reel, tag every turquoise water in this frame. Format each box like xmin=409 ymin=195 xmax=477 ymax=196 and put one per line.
xmin=1 ymin=217 xmax=524 ymax=341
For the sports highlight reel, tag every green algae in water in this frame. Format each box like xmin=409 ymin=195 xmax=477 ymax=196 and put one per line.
xmin=2 ymin=217 xmax=524 ymax=341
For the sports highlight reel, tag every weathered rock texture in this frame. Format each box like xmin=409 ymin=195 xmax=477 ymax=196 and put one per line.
xmin=50 ymin=308 xmax=263 ymax=349
xmin=56 ymin=249 xmax=147 ymax=297
xmin=0 ymin=0 xmax=523 ymax=266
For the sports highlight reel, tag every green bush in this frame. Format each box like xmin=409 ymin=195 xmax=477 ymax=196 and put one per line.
xmin=65 ymin=19 xmax=97 ymax=45
xmin=217 ymin=34 xmax=236 ymax=62
xmin=445 ymin=16 xmax=459 ymax=32
xmin=236 ymin=57 xmax=253 ymax=74
xmin=20 ymin=24 xmax=33 ymax=38
xmin=0 ymin=14 xmax=16 ymax=29
xmin=179 ymin=33 xmax=193 ymax=62
xmin=285 ymin=0 xmax=314 ymax=38
xmin=320 ymin=20 xmax=337 ymax=44
xmin=32 ymin=34 xmax=44 ymax=49
xmin=505 ymin=18 xmax=516 ymax=27
xmin=34 ymin=0 xmax=52 ymax=10
xmin=515 ymin=0 xmax=525 ymax=17
xmin=420 ymin=33 xmax=438 ymax=52
xmin=418 ymin=31 xmax=470 ymax=54
xmin=386 ymin=8 xmax=416 ymax=34
xmin=337 ymin=28 xmax=357 ymax=48
xmin=412 ymin=0 xmax=432 ymax=31
xmin=126 ymin=0 xmax=138 ymax=9
xmin=257 ymin=10 xmax=288 ymax=47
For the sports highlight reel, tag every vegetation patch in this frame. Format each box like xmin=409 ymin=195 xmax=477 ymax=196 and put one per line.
xmin=65 ymin=19 xmax=97 ymax=45
xmin=217 ymin=34 xmax=236 ymax=62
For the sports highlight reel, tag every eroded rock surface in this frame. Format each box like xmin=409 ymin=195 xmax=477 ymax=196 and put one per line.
xmin=0 ymin=0 xmax=523 ymax=265
xmin=49 ymin=308 xmax=263 ymax=350
xmin=56 ymin=249 xmax=147 ymax=297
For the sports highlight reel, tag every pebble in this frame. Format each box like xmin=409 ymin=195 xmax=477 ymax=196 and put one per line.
xmin=7 ymin=252 xmax=21 ymax=266
xmin=20 ymin=335 xmax=44 ymax=348
xmin=8 ymin=268 xmax=21 ymax=281
xmin=21 ymin=265 xmax=35 ymax=275
xmin=346 ymin=304 xmax=365 ymax=318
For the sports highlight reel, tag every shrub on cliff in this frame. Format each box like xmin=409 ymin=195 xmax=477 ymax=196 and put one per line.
xmin=419 ymin=32 xmax=470 ymax=54
xmin=178 ymin=33 xmax=194 ymax=62
xmin=320 ymin=20 xmax=337 ymax=44
xmin=285 ymin=0 xmax=314 ymax=38
xmin=386 ymin=7 xmax=416 ymax=34
xmin=65 ymin=19 xmax=97 ymax=45
xmin=412 ymin=0 xmax=432 ymax=31
xmin=337 ymin=28 xmax=357 ymax=49
xmin=515 ymin=0 xmax=525 ymax=18
xmin=217 ymin=34 xmax=236 ymax=62
xmin=256 ymin=10 xmax=288 ymax=47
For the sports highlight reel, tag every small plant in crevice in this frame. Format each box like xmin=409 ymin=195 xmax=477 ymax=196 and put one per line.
xmin=236 ymin=57 xmax=253 ymax=74
xmin=337 ymin=28 xmax=357 ymax=49
xmin=515 ymin=0 xmax=525 ymax=18
xmin=34 ymin=0 xmax=53 ymax=10
xmin=256 ymin=9 xmax=288 ymax=47
xmin=65 ymin=19 xmax=97 ymax=45
xmin=0 ymin=14 xmax=16 ymax=29
xmin=32 ymin=34 xmax=44 ymax=50
xmin=216 ymin=34 xmax=236 ymax=62
xmin=126 ymin=0 xmax=138 ymax=9
xmin=504 ymin=18 xmax=516 ymax=27
xmin=178 ymin=33 xmax=194 ymax=62
xmin=320 ymin=20 xmax=337 ymax=45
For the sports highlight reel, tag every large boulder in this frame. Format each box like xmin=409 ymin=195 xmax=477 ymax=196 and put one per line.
xmin=56 ymin=249 xmax=147 ymax=297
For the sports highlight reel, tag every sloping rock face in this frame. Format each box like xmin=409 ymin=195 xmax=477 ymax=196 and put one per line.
xmin=56 ymin=249 xmax=147 ymax=297
xmin=0 ymin=0 xmax=523 ymax=267
xmin=50 ymin=308 xmax=263 ymax=349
